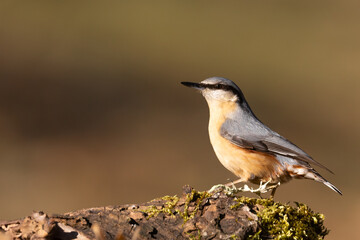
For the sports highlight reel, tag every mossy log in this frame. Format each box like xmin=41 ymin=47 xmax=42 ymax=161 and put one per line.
xmin=0 ymin=185 xmax=328 ymax=240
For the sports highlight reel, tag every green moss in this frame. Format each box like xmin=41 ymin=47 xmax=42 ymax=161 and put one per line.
xmin=187 ymin=229 xmax=202 ymax=240
xmin=231 ymin=196 xmax=275 ymax=210
xmin=141 ymin=190 xmax=211 ymax=223
xmin=143 ymin=190 xmax=328 ymax=239
xmin=230 ymin=234 xmax=240 ymax=240
xmin=142 ymin=195 xmax=180 ymax=219
xmin=181 ymin=189 xmax=211 ymax=222
xmin=232 ymin=197 xmax=329 ymax=240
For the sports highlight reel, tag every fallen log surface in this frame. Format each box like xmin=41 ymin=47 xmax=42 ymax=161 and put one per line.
xmin=0 ymin=185 xmax=329 ymax=239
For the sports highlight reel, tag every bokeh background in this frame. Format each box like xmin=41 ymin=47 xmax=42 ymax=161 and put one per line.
xmin=0 ymin=1 xmax=359 ymax=239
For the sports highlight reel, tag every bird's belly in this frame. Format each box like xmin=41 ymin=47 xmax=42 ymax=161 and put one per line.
xmin=209 ymin=130 xmax=284 ymax=182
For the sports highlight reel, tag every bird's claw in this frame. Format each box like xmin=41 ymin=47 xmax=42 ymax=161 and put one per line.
xmin=208 ymin=184 xmax=240 ymax=195
xmin=208 ymin=181 xmax=280 ymax=197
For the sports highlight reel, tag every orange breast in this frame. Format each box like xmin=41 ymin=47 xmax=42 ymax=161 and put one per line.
xmin=207 ymin=100 xmax=284 ymax=182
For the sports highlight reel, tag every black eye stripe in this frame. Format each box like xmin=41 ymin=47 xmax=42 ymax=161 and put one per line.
xmin=200 ymin=83 xmax=244 ymax=103
xmin=202 ymin=83 xmax=236 ymax=92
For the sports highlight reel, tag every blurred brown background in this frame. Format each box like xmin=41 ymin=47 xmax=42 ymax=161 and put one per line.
xmin=0 ymin=1 xmax=359 ymax=239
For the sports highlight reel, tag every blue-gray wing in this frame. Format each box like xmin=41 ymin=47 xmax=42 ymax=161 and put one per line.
xmin=220 ymin=118 xmax=333 ymax=173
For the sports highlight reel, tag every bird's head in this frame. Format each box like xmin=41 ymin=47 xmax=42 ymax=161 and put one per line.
xmin=181 ymin=77 xmax=245 ymax=104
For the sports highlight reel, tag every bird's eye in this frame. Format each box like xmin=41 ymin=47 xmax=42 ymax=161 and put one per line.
xmin=215 ymin=84 xmax=222 ymax=89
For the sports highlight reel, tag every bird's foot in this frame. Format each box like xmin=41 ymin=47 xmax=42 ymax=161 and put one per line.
xmin=248 ymin=180 xmax=272 ymax=193
xmin=240 ymin=181 xmax=281 ymax=198
xmin=208 ymin=181 xmax=281 ymax=197
xmin=208 ymin=184 xmax=240 ymax=195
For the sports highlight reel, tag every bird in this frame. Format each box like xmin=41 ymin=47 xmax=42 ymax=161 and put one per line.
xmin=181 ymin=77 xmax=342 ymax=198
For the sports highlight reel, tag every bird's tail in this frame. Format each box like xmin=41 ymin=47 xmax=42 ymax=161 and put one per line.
xmin=323 ymin=181 xmax=342 ymax=195
xmin=291 ymin=166 xmax=343 ymax=195
xmin=309 ymin=169 xmax=342 ymax=195
xmin=286 ymin=164 xmax=342 ymax=195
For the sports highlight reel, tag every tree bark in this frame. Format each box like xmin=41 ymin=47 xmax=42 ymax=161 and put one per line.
xmin=0 ymin=185 xmax=328 ymax=240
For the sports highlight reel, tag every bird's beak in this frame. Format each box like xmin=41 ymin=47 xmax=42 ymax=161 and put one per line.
xmin=181 ymin=82 xmax=204 ymax=90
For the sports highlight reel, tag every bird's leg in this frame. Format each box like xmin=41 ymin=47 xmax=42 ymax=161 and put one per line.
xmin=246 ymin=180 xmax=281 ymax=199
xmin=269 ymin=182 xmax=280 ymax=199
xmin=249 ymin=180 xmax=271 ymax=193
xmin=208 ymin=184 xmax=235 ymax=194
xmin=254 ymin=190 xmax=263 ymax=199
xmin=225 ymin=178 xmax=243 ymax=187
xmin=208 ymin=179 xmax=243 ymax=195
xmin=208 ymin=180 xmax=280 ymax=198
xmin=270 ymin=188 xmax=277 ymax=199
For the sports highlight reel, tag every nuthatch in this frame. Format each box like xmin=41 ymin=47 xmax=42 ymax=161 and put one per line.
xmin=181 ymin=77 xmax=342 ymax=197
